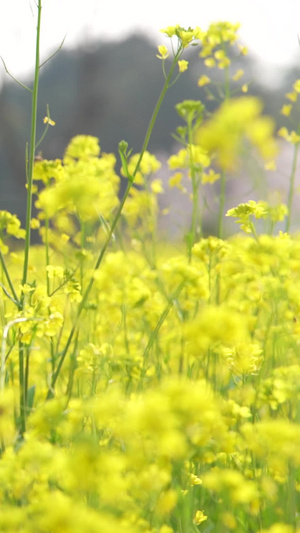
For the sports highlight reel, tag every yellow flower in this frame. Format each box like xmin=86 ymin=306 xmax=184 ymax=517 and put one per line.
xmin=46 ymin=265 xmax=64 ymax=279
xmin=19 ymin=283 xmax=35 ymax=294
xmin=202 ymin=169 xmax=221 ymax=184
xmin=197 ymin=97 xmax=277 ymax=170
xmin=159 ymin=526 xmax=174 ymax=533
xmin=150 ymin=178 xmax=164 ymax=194
xmin=221 ymin=512 xmax=237 ymax=530
xmin=198 ymin=75 xmax=211 ymax=86
xmin=278 ymin=126 xmax=289 ymax=140
xmin=160 ymin=25 xmax=178 ymax=38
xmin=280 ymin=104 xmax=292 ymax=116
xmin=169 ymin=172 xmax=183 ymax=188
xmin=232 ymin=69 xmax=244 ymax=81
xmin=178 ymin=60 xmax=188 ymax=72
xmin=290 ymin=131 xmax=300 ymax=143
xmin=204 ymin=57 xmax=216 ymax=68
xmin=157 ymin=489 xmax=178 ymax=515
xmin=43 ymin=116 xmax=56 ymax=126
xmin=64 ymin=135 xmax=100 ymax=160
xmin=293 ymin=79 xmax=300 ymax=93
xmin=30 ymin=218 xmax=40 ymax=229
xmin=193 ymin=510 xmax=208 ymax=525
xmin=156 ymin=45 xmax=169 ymax=60
xmin=279 ymin=127 xmax=300 ymax=143
xmin=286 ymin=91 xmax=297 ymax=102
xmin=238 ymin=44 xmax=248 ymax=55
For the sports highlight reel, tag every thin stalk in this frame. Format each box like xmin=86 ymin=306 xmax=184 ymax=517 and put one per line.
xmin=21 ymin=0 xmax=42 ymax=296
xmin=285 ymin=142 xmax=299 ymax=233
xmin=17 ymin=0 xmax=42 ymax=435
xmin=141 ymin=281 xmax=185 ymax=378
xmin=0 ymin=250 xmax=19 ymax=306
xmin=46 ymin=47 xmax=184 ymax=399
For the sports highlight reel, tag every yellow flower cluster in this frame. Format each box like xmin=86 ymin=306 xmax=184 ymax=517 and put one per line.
xmin=196 ymin=97 xmax=277 ymax=170
xmin=1 ymin=226 xmax=300 ymax=530
xmin=199 ymin=21 xmax=247 ymax=74
xmin=35 ymin=136 xmax=120 ymax=224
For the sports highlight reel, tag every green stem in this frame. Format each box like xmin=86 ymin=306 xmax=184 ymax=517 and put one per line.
xmin=21 ymin=0 xmax=42 ymax=297
xmin=285 ymin=142 xmax=299 ymax=233
xmin=17 ymin=0 xmax=42 ymax=435
xmin=141 ymin=281 xmax=185 ymax=379
xmin=0 ymin=250 xmax=19 ymax=305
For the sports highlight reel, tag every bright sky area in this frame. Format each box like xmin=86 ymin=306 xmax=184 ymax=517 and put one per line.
xmin=0 ymin=0 xmax=300 ymax=82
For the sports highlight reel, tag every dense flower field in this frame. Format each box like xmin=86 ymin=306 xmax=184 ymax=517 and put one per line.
xmin=1 ymin=4 xmax=300 ymax=532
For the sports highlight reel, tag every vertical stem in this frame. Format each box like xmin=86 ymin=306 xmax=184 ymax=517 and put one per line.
xmin=19 ymin=0 xmax=42 ymax=435
xmin=21 ymin=0 xmax=42 ymax=294
xmin=0 ymin=250 xmax=19 ymax=304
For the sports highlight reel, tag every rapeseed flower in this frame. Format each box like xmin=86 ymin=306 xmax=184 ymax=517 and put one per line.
xmin=196 ymin=97 xmax=277 ymax=170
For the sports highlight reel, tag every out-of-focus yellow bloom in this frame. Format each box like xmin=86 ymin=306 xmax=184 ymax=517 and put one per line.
xmin=221 ymin=512 xmax=237 ymax=530
xmin=159 ymin=526 xmax=174 ymax=533
xmin=64 ymin=134 xmax=100 ymax=160
xmin=178 ymin=59 xmax=188 ymax=72
xmin=198 ymin=74 xmax=211 ymax=86
xmin=46 ymin=265 xmax=64 ymax=279
xmin=232 ymin=69 xmax=244 ymax=81
xmin=280 ymin=104 xmax=292 ymax=116
xmin=278 ymin=127 xmax=300 ymax=144
xmin=286 ymin=91 xmax=297 ymax=102
xmin=150 ymin=179 xmax=164 ymax=194
xmin=204 ymin=57 xmax=216 ymax=68
xmin=238 ymin=44 xmax=248 ymax=55
xmin=293 ymin=79 xmax=300 ymax=92
xmin=168 ymin=145 xmax=210 ymax=172
xmin=196 ymin=97 xmax=277 ymax=170
xmin=30 ymin=218 xmax=40 ymax=229
xmin=202 ymin=169 xmax=221 ymax=184
xmin=261 ymin=526 xmax=294 ymax=533
xmin=157 ymin=489 xmax=178 ymax=515
xmin=0 ymin=211 xmax=26 ymax=239
xmin=168 ymin=172 xmax=183 ymax=188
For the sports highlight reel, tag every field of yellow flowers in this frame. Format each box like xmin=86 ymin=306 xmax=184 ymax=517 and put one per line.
xmin=1 ymin=5 xmax=300 ymax=532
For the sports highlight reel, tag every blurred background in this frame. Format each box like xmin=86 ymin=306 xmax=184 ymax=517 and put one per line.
xmin=1 ymin=0 xmax=300 ymax=236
